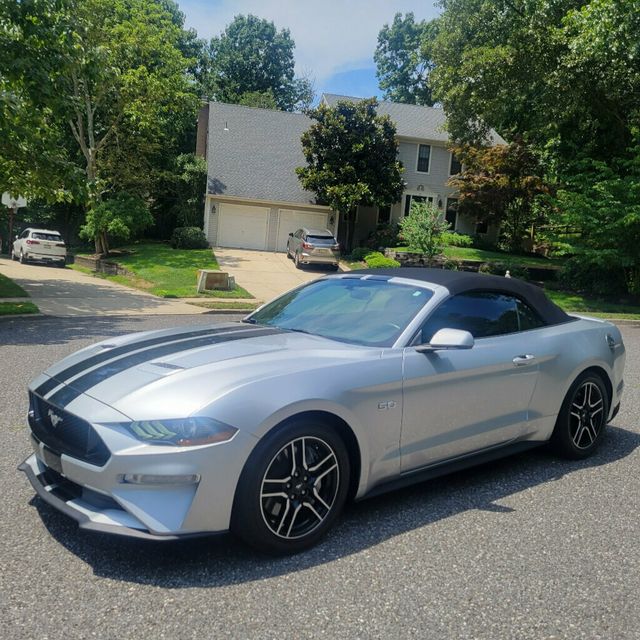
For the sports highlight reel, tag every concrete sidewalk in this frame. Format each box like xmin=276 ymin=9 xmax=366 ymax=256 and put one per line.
xmin=214 ymin=248 xmax=335 ymax=302
xmin=0 ymin=258 xmax=210 ymax=316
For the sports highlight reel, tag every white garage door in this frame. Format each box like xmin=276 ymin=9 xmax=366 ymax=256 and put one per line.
xmin=276 ymin=209 xmax=330 ymax=252
xmin=217 ymin=203 xmax=269 ymax=250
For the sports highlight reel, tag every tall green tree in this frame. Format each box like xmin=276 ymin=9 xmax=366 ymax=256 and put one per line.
xmin=0 ymin=0 xmax=199 ymax=252
xmin=296 ymin=98 xmax=405 ymax=251
xmin=374 ymin=13 xmax=438 ymax=106
xmin=431 ymin=0 xmax=639 ymax=157
xmin=201 ymin=14 xmax=314 ymax=111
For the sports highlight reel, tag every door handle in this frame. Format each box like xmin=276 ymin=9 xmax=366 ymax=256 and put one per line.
xmin=513 ymin=354 xmax=536 ymax=366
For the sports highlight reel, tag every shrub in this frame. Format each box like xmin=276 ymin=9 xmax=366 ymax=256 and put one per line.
xmin=399 ymin=201 xmax=449 ymax=260
xmin=350 ymin=247 xmax=374 ymax=261
xmin=442 ymin=258 xmax=461 ymax=270
xmin=170 ymin=226 xmax=209 ymax=250
xmin=364 ymin=252 xmax=401 ymax=269
xmin=365 ymin=223 xmax=402 ymax=249
xmin=442 ymin=231 xmax=473 ymax=247
xmin=559 ymin=253 xmax=628 ymax=296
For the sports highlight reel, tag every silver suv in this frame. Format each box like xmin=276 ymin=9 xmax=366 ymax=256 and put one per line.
xmin=286 ymin=228 xmax=340 ymax=269
xmin=11 ymin=228 xmax=67 ymax=267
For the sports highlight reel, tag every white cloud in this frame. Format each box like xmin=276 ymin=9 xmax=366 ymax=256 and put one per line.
xmin=180 ymin=1 xmax=440 ymax=83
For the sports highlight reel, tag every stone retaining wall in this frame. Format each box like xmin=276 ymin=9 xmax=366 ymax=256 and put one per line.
xmin=72 ymin=255 xmax=135 ymax=277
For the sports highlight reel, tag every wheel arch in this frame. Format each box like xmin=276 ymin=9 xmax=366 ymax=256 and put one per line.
xmin=574 ymin=365 xmax=613 ymax=408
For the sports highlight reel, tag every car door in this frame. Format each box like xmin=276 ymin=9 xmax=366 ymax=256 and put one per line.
xmin=400 ymin=291 xmax=541 ymax=472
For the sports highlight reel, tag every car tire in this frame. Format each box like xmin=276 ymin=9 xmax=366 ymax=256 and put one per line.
xmin=231 ymin=419 xmax=351 ymax=554
xmin=550 ymin=371 xmax=609 ymax=459
xmin=294 ymin=252 xmax=302 ymax=269
xmin=19 ymin=251 xmax=26 ymax=264
xmin=10 ymin=249 xmax=16 ymax=261
xmin=286 ymin=244 xmax=293 ymax=259
xmin=58 ymin=260 xmax=66 ymax=268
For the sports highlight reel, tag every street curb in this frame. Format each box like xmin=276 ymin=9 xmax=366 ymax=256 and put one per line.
xmin=0 ymin=312 xmax=44 ymax=320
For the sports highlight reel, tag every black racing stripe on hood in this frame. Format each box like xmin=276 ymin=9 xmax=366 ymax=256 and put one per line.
xmin=47 ymin=327 xmax=284 ymax=408
xmin=35 ymin=324 xmax=249 ymax=395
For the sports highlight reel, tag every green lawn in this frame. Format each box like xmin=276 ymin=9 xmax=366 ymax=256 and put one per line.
xmin=0 ymin=273 xmax=28 ymax=298
xmin=394 ymin=245 xmax=559 ymax=269
xmin=75 ymin=244 xmax=253 ymax=299
xmin=0 ymin=301 xmax=39 ymax=315
xmin=545 ymin=288 xmax=640 ymax=321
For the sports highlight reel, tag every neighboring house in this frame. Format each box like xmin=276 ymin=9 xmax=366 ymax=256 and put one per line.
xmin=197 ymin=95 xmax=505 ymax=252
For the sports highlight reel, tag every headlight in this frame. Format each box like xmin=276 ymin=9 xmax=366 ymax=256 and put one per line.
xmin=123 ymin=417 xmax=238 ymax=447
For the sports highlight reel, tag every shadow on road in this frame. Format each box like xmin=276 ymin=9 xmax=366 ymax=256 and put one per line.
xmin=30 ymin=423 xmax=639 ymax=588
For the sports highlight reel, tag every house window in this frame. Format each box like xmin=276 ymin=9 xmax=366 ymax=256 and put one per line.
xmin=476 ymin=220 xmax=488 ymax=234
xmin=445 ymin=198 xmax=458 ymax=229
xmin=404 ymin=194 xmax=434 ymax=217
xmin=416 ymin=144 xmax=431 ymax=173
xmin=378 ymin=205 xmax=391 ymax=224
xmin=450 ymin=153 xmax=462 ymax=175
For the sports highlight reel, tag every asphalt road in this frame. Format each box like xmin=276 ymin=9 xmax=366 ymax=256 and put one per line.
xmin=1 ymin=315 xmax=639 ymax=640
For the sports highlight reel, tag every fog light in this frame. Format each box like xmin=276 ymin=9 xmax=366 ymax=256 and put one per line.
xmin=120 ymin=473 xmax=200 ymax=485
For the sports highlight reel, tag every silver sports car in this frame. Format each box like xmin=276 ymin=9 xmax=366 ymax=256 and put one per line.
xmin=20 ymin=268 xmax=626 ymax=553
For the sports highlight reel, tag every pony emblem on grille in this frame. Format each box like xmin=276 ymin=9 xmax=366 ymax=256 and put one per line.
xmin=47 ymin=409 xmax=64 ymax=428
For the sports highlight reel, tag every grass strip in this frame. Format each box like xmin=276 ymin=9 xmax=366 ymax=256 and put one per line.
xmin=0 ymin=273 xmax=29 ymax=298
xmin=0 ymin=301 xmax=39 ymax=315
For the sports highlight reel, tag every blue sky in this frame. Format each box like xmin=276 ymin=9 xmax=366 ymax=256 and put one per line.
xmin=177 ymin=1 xmax=441 ymax=99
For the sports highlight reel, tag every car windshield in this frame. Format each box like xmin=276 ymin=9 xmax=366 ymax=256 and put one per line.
xmin=32 ymin=232 xmax=62 ymax=242
xmin=248 ymin=278 xmax=433 ymax=347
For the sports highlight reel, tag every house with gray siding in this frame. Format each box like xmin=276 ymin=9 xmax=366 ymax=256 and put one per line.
xmin=197 ymin=95 xmax=505 ymax=252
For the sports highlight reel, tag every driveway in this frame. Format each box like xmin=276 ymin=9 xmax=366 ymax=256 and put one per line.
xmin=215 ymin=248 xmax=336 ymax=302
xmin=0 ymin=258 xmax=208 ymax=316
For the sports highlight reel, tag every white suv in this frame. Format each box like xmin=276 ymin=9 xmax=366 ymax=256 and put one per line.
xmin=11 ymin=228 xmax=67 ymax=267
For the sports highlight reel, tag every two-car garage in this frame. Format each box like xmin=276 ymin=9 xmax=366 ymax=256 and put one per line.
xmin=208 ymin=201 xmax=333 ymax=252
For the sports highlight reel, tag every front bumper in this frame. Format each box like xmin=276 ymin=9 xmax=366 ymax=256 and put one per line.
xmin=19 ymin=454 xmax=195 ymax=540
xmin=20 ymin=419 xmax=258 ymax=540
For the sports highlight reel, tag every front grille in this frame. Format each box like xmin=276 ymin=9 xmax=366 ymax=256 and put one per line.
xmin=28 ymin=391 xmax=110 ymax=466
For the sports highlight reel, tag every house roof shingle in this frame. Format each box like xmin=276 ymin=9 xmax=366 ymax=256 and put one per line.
xmin=206 ymin=102 xmax=319 ymax=204
xmin=322 ymin=93 xmax=506 ymax=145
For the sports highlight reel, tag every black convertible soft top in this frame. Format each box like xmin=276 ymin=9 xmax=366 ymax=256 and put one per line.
xmin=347 ymin=267 xmax=572 ymax=326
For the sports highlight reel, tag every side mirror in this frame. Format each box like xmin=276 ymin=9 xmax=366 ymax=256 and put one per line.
xmin=415 ymin=328 xmax=474 ymax=353
xmin=288 ymin=232 xmax=294 ymax=237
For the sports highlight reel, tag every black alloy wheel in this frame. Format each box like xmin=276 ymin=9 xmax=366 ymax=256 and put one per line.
xmin=232 ymin=420 xmax=350 ymax=554
xmin=551 ymin=372 xmax=609 ymax=459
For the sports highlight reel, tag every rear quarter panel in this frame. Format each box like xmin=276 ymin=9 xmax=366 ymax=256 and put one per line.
xmin=526 ymin=318 xmax=625 ymax=441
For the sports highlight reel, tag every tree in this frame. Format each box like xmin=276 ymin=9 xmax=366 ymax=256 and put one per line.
xmin=0 ymin=0 xmax=200 ymax=252
xmin=80 ymin=193 xmax=153 ymax=254
xmin=430 ymin=0 xmax=639 ymax=159
xmin=374 ymin=13 xmax=438 ymax=106
xmin=201 ymin=14 xmax=314 ymax=111
xmin=399 ymin=201 xmax=449 ymax=260
xmin=448 ymin=141 xmax=550 ymax=252
xmin=296 ymin=98 xmax=405 ymax=251
xmin=552 ymin=140 xmax=640 ymax=296
xmin=171 ymin=153 xmax=208 ymax=228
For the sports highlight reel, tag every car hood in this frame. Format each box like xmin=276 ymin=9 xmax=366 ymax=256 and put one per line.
xmin=31 ymin=322 xmax=376 ymax=420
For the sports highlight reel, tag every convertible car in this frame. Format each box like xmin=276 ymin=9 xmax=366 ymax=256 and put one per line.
xmin=20 ymin=268 xmax=626 ymax=553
